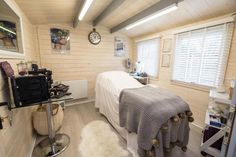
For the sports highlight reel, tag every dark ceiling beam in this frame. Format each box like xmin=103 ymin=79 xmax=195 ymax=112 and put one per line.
xmin=110 ymin=0 xmax=183 ymax=33
xmin=73 ymin=0 xmax=85 ymax=28
xmin=93 ymin=0 xmax=125 ymax=26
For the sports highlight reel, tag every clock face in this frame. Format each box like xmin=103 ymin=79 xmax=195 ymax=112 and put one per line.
xmin=88 ymin=30 xmax=101 ymax=45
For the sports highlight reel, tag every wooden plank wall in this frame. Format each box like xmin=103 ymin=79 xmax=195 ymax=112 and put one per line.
xmin=0 ymin=1 xmax=39 ymax=157
xmin=0 ymin=5 xmax=133 ymax=157
xmin=36 ymin=23 xmax=133 ymax=99
xmin=225 ymin=24 xmax=236 ymax=88
xmin=133 ymin=15 xmax=236 ymax=128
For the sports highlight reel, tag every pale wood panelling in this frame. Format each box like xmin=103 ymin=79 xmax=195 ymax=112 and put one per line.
xmin=0 ymin=0 xmax=39 ymax=157
xmin=121 ymin=0 xmax=236 ymax=37
xmin=36 ymin=22 xmax=133 ymax=99
xmin=225 ymin=24 xmax=236 ymax=88
xmin=133 ymin=16 xmax=236 ymax=128
xmin=100 ymin=0 xmax=160 ymax=28
xmin=0 ymin=2 xmax=234 ymax=156
xmin=15 ymin=0 xmax=236 ymax=37
xmin=14 ymin=0 xmax=81 ymax=24
xmin=84 ymin=0 xmax=112 ymax=24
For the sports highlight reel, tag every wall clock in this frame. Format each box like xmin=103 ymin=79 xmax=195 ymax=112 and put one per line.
xmin=88 ymin=28 xmax=101 ymax=45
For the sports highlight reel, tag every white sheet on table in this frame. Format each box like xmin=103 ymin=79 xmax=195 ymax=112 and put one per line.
xmin=95 ymin=71 xmax=144 ymax=157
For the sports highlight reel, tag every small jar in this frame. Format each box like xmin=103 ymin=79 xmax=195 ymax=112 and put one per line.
xmin=17 ymin=61 xmax=27 ymax=76
xmin=26 ymin=61 xmax=33 ymax=71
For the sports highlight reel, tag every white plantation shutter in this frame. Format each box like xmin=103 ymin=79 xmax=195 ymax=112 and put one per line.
xmin=137 ymin=38 xmax=160 ymax=77
xmin=173 ymin=22 xmax=234 ymax=87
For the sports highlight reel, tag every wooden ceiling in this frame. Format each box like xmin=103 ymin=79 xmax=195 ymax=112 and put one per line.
xmin=14 ymin=0 xmax=81 ymax=23
xmin=15 ymin=0 xmax=236 ymax=37
xmin=1 ymin=0 xmax=19 ymax=18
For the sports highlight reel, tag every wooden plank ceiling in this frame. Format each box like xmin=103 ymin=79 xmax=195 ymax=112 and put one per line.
xmin=15 ymin=0 xmax=236 ymax=37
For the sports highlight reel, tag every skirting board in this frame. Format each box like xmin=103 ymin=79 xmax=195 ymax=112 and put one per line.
xmin=65 ymin=99 xmax=95 ymax=107
xmin=190 ymin=122 xmax=204 ymax=134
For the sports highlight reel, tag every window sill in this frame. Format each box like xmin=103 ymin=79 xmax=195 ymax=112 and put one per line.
xmin=170 ymin=80 xmax=211 ymax=92
xmin=0 ymin=50 xmax=25 ymax=59
xmin=149 ymin=76 xmax=159 ymax=81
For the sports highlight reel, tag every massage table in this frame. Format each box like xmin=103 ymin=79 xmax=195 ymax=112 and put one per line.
xmin=95 ymin=71 xmax=192 ymax=157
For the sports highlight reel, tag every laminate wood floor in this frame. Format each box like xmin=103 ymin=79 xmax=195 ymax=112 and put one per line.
xmin=36 ymin=102 xmax=203 ymax=157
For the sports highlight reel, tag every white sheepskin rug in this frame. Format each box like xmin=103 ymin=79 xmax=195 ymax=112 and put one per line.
xmin=79 ymin=120 xmax=130 ymax=157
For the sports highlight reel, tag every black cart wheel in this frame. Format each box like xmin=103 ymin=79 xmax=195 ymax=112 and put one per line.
xmin=201 ymin=151 xmax=208 ymax=156
xmin=181 ymin=146 xmax=187 ymax=152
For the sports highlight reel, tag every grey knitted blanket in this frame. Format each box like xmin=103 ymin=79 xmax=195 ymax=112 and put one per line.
xmin=119 ymin=86 xmax=190 ymax=157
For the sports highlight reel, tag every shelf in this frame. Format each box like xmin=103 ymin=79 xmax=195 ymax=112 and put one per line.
xmin=205 ymin=111 xmax=225 ymax=129
xmin=10 ymin=95 xmax=73 ymax=109
xmin=201 ymin=88 xmax=230 ymax=157
xmin=201 ymin=125 xmax=225 ymax=157
xmin=205 ymin=147 xmax=221 ymax=157
xmin=209 ymin=89 xmax=231 ymax=105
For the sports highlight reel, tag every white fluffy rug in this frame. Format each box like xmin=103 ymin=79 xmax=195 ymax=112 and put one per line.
xmin=79 ymin=120 xmax=130 ymax=157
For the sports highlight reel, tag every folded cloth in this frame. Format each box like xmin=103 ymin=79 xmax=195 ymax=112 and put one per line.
xmin=119 ymin=86 xmax=191 ymax=157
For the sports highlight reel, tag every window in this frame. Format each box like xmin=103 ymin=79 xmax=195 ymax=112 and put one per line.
xmin=137 ymin=38 xmax=160 ymax=77
xmin=0 ymin=0 xmax=24 ymax=58
xmin=173 ymin=23 xmax=234 ymax=88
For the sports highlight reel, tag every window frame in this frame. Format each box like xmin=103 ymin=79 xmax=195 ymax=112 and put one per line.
xmin=171 ymin=22 xmax=234 ymax=89
xmin=0 ymin=0 xmax=25 ymax=59
xmin=136 ymin=37 xmax=161 ymax=78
